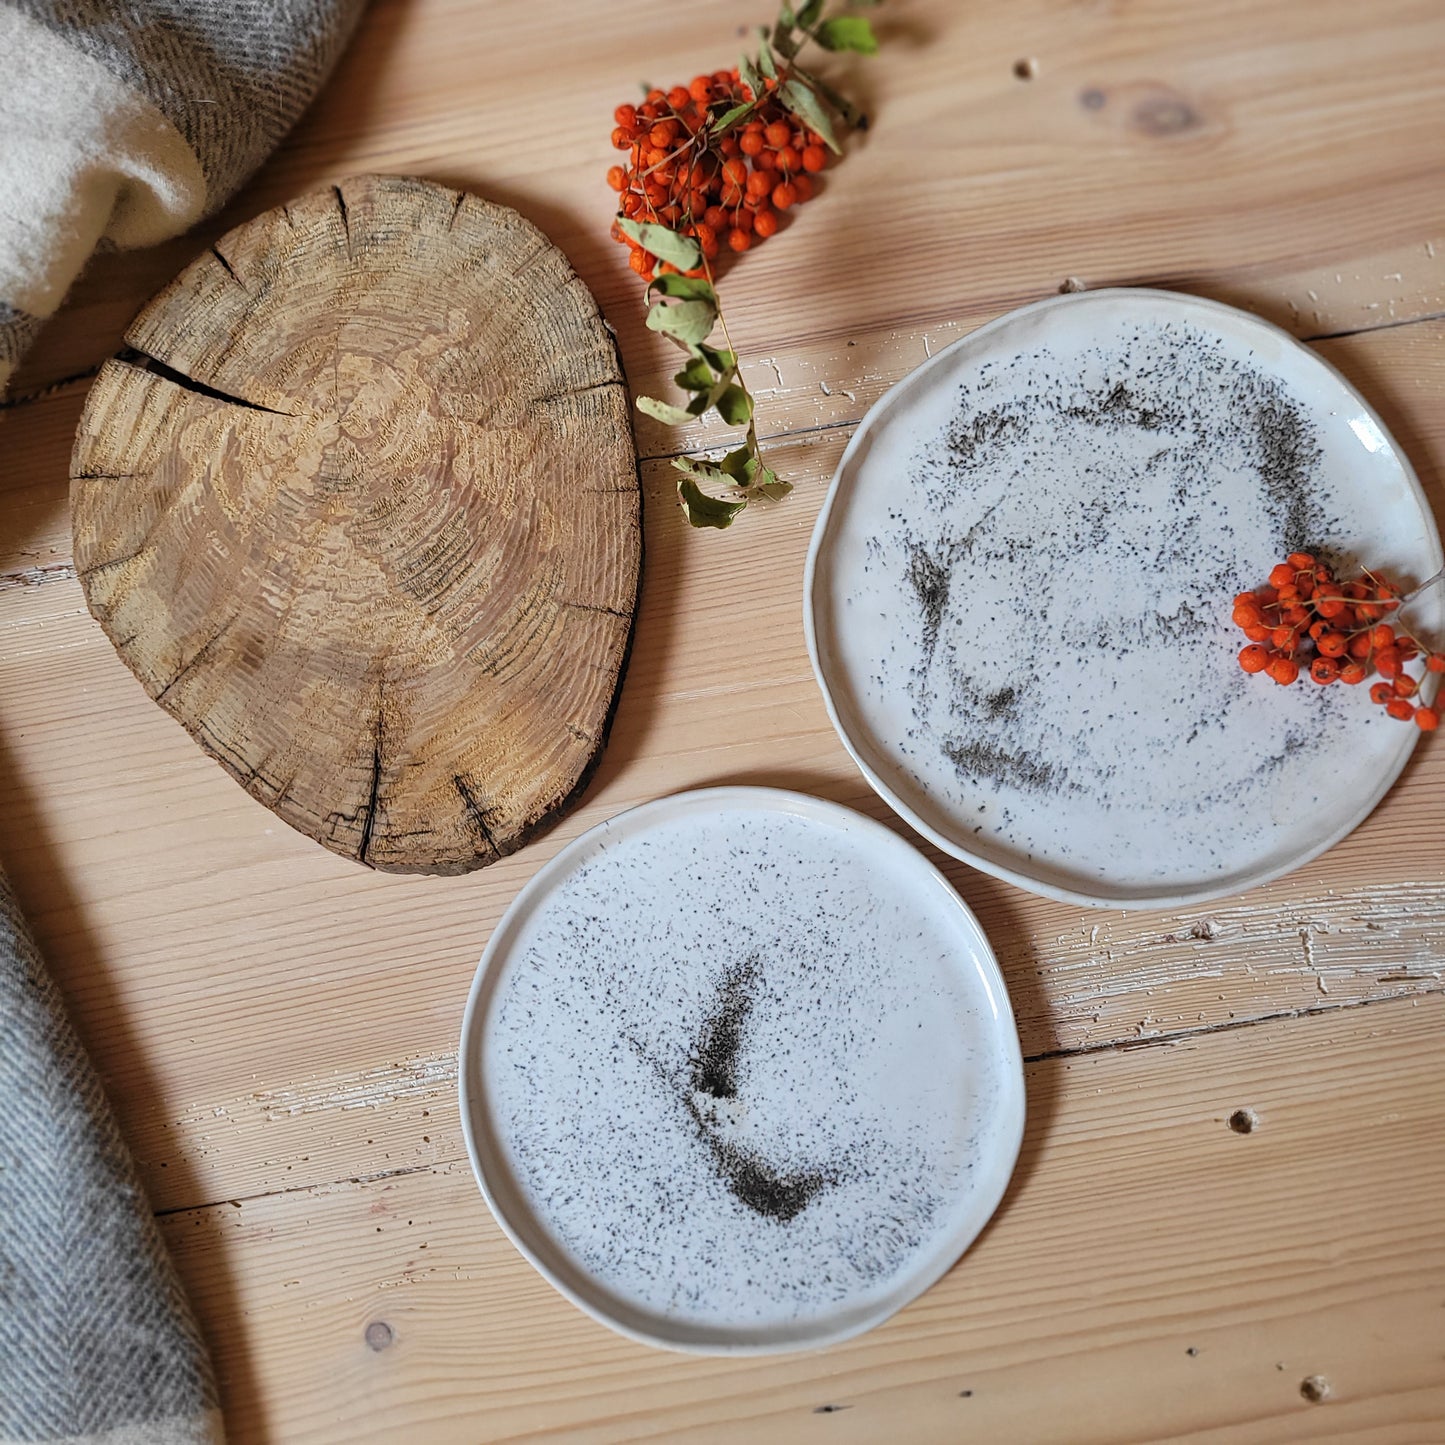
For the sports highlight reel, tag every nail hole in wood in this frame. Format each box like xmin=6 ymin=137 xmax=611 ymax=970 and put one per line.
xmin=1300 ymin=1375 xmax=1330 ymax=1403
xmin=813 ymin=1404 xmax=851 ymax=1414
xmin=959 ymin=1389 xmax=974 ymax=1398
xmin=1014 ymin=57 xmax=1038 ymax=80
xmin=365 ymin=1321 xmax=394 ymax=1351
xmin=1079 ymin=87 xmax=1106 ymax=110
xmin=1228 ymin=1108 xmax=1258 ymax=1134
xmin=1186 ymin=1346 xmax=1199 ymax=1357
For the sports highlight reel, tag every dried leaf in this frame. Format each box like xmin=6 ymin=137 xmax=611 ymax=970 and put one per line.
xmin=815 ymin=15 xmax=878 ymax=53
xmin=739 ymin=51 xmax=764 ymax=100
xmin=616 ymin=218 xmax=702 ymax=271
xmin=779 ymin=78 xmax=842 ymax=153
xmin=676 ymin=474 xmax=747 ymax=529
xmin=636 ymin=394 xmax=696 ymax=426
xmin=646 ymin=298 xmax=717 ymax=346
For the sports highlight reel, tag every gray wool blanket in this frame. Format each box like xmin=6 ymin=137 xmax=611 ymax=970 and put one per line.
xmin=1 ymin=1 xmax=364 ymax=1438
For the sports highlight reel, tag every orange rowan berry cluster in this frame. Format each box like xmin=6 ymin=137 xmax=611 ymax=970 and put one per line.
xmin=1233 ymin=552 xmax=1441 ymax=730
xmin=607 ymin=74 xmax=829 ymax=281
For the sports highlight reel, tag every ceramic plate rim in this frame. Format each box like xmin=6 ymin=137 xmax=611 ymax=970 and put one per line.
xmin=457 ymin=785 xmax=1027 ymax=1355
xmin=803 ymin=287 xmax=1442 ymax=912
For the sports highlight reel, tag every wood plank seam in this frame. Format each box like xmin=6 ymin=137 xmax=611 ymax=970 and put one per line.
xmin=147 ymin=979 xmax=1445 ymax=1220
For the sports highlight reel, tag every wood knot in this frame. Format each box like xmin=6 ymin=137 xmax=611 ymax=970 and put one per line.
xmin=1131 ymin=91 xmax=1202 ymax=136
xmin=365 ymin=1320 xmax=394 ymax=1351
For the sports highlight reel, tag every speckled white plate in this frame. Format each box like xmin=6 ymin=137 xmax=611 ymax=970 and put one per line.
xmin=458 ymin=787 xmax=1025 ymax=1354
xmin=805 ymin=288 xmax=1444 ymax=910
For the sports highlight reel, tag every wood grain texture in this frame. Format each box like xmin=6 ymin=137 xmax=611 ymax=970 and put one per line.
xmin=70 ymin=176 xmax=640 ymax=872
xmin=3 ymin=0 xmax=1445 ymax=1438
xmin=160 ymin=995 xmax=1445 ymax=1443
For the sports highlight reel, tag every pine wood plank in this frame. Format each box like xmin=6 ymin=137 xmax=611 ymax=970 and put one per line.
xmin=0 ymin=412 xmax=1441 ymax=1212
xmin=160 ymin=994 xmax=1445 ymax=1443
xmin=8 ymin=0 xmax=1445 ymax=404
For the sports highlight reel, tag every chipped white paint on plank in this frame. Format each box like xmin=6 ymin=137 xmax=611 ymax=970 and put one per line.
xmin=252 ymin=1051 xmax=458 ymax=1119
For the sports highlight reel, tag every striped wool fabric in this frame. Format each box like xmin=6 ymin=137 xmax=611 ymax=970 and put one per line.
xmin=0 ymin=871 xmax=222 ymax=1445
xmin=0 ymin=0 xmax=366 ymax=389
xmin=2 ymin=1 xmax=364 ymax=1437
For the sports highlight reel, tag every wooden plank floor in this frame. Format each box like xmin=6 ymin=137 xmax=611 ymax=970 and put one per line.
xmin=3 ymin=0 xmax=1444 ymax=1438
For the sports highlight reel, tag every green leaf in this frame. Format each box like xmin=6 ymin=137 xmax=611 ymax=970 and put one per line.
xmin=698 ymin=344 xmax=738 ymax=374
xmin=636 ymin=394 xmax=695 ymax=426
xmin=673 ymin=455 xmax=732 ymax=484
xmin=646 ymin=298 xmax=717 ymax=347
xmin=674 ymin=357 xmax=715 ymax=392
xmin=757 ymin=37 xmax=778 ymax=80
xmin=676 ymin=474 xmax=747 ymax=529
xmin=738 ymin=51 xmax=763 ymax=100
xmin=790 ymin=62 xmax=866 ymax=129
xmin=647 ymin=273 xmax=715 ymax=303
xmin=779 ymin=78 xmax=842 ymax=153
xmin=815 ymin=15 xmax=879 ymax=53
xmin=715 ymin=384 xmax=754 ymax=426
xmin=710 ymin=99 xmax=757 ymax=134
xmin=616 ymin=218 xmax=701 ymax=272
xmin=756 ymin=471 xmax=793 ymax=501
xmin=796 ymin=0 xmax=824 ymax=25
xmin=720 ymin=446 xmax=757 ymax=482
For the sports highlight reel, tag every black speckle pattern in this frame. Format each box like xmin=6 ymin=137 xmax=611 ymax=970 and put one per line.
xmin=481 ymin=803 xmax=1018 ymax=1333
xmin=818 ymin=298 xmax=1443 ymax=900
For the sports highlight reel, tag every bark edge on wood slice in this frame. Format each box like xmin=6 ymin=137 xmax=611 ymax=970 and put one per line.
xmin=70 ymin=175 xmax=641 ymax=875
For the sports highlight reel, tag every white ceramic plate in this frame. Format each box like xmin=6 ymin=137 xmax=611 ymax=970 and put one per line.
xmin=805 ymin=289 xmax=1444 ymax=910
xmin=458 ymin=787 xmax=1025 ymax=1354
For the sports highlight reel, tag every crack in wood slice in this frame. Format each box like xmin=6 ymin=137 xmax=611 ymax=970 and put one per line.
xmin=69 ymin=175 xmax=641 ymax=873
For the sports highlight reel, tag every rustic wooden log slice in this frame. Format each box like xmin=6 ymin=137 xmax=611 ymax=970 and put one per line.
xmin=71 ymin=175 xmax=640 ymax=874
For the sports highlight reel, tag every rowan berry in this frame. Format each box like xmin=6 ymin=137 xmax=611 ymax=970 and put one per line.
xmin=1394 ymin=673 xmax=1419 ymax=697
xmin=1316 ymin=632 xmax=1347 ymax=658
xmin=746 ymin=169 xmax=773 ymax=198
xmin=740 ymin=130 xmax=765 ymax=156
xmin=690 ymin=75 xmax=712 ymax=103
xmin=792 ymin=173 xmax=815 ymax=203
xmin=1309 ymin=657 xmax=1339 ymax=685
xmin=1339 ymin=662 xmax=1367 ymax=685
xmin=776 ymin=145 xmax=802 ymax=173
xmin=765 ymin=120 xmax=792 ymax=147
xmin=612 ymin=127 xmax=633 ymax=150
xmin=607 ymin=166 xmax=627 ymax=192
xmin=1429 ymin=654 xmax=1445 ymax=673
xmin=753 ymin=207 xmax=779 ymax=238
xmin=721 ymin=157 xmax=748 ymax=187
xmin=1269 ymin=563 xmax=1295 ymax=589
xmin=1416 ymin=706 xmax=1440 ymax=731
xmin=668 ymin=86 xmax=691 ymax=110
xmin=1238 ymin=644 xmax=1270 ymax=674
xmin=1369 ymin=682 xmax=1394 ymax=705
xmin=1386 ymin=698 xmax=1416 ymax=722
xmin=802 ymin=143 xmax=828 ymax=172
xmin=615 ymin=103 xmax=639 ymax=128
xmin=1375 ymin=647 xmax=1402 ymax=679
xmin=1267 ymin=656 xmax=1299 ymax=686
xmin=728 ymin=227 xmax=752 ymax=252
xmin=1286 ymin=551 xmax=1315 ymax=571
xmin=772 ymin=181 xmax=800 ymax=210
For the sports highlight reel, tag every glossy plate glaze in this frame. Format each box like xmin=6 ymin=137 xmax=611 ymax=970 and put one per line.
xmin=805 ymin=289 xmax=1444 ymax=910
xmin=458 ymin=787 xmax=1025 ymax=1353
